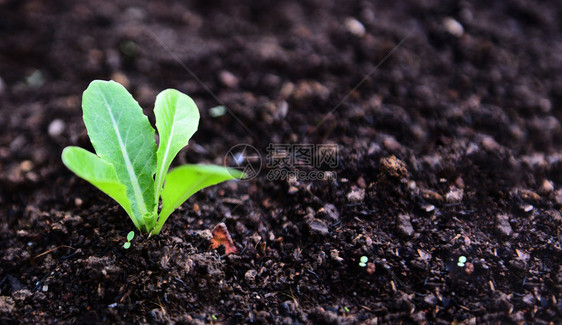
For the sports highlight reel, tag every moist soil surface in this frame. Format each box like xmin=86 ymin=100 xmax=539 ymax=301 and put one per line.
xmin=1 ymin=0 xmax=562 ymax=324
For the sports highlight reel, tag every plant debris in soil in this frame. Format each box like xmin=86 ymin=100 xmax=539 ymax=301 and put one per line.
xmin=1 ymin=0 xmax=562 ymax=324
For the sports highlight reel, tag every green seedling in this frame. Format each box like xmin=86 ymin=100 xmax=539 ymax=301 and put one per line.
xmin=359 ymin=256 xmax=368 ymax=267
xmin=123 ymin=231 xmax=135 ymax=249
xmin=457 ymin=256 xmax=467 ymax=267
xmin=62 ymin=80 xmax=243 ymax=235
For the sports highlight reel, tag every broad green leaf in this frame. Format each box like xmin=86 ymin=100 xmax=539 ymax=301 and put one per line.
xmin=61 ymin=146 xmax=139 ymax=229
xmin=154 ymin=89 xmax=199 ymax=204
xmin=153 ymin=165 xmax=243 ymax=234
xmin=82 ymin=80 xmax=157 ymax=227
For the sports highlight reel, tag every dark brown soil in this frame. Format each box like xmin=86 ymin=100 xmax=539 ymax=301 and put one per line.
xmin=1 ymin=0 xmax=562 ymax=323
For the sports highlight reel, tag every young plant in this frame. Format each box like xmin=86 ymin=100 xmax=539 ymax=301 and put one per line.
xmin=62 ymin=80 xmax=243 ymax=235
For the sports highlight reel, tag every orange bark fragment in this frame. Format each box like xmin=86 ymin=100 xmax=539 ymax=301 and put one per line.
xmin=210 ymin=223 xmax=238 ymax=255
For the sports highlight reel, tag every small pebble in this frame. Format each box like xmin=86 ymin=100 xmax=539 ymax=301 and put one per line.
xmin=540 ymin=179 xmax=554 ymax=194
xmin=424 ymin=294 xmax=437 ymax=306
xmin=245 ymin=269 xmax=258 ymax=282
xmin=421 ymin=204 xmax=435 ymax=212
xmin=0 ymin=296 xmax=15 ymax=313
xmin=219 ymin=70 xmax=239 ymax=88
xmin=356 ymin=176 xmax=366 ymax=189
xmin=318 ymin=204 xmax=340 ymax=222
xmin=495 ymin=214 xmax=513 ymax=237
xmin=209 ymin=105 xmax=226 ymax=117
xmin=445 ymin=186 xmax=463 ymax=203
xmin=366 ymin=262 xmax=376 ymax=274
xmin=347 ymin=186 xmax=365 ymax=203
xmin=522 ymin=293 xmax=536 ymax=306
xmin=288 ymin=186 xmax=299 ymax=194
xmin=344 ymin=17 xmax=366 ymax=37
xmin=380 ymin=155 xmax=408 ymax=179
xmin=482 ymin=136 xmax=500 ymax=151
xmin=397 ymin=214 xmax=415 ymax=237
xmin=111 ymin=71 xmax=130 ymax=88
xmin=420 ymin=189 xmax=443 ymax=203
xmin=48 ymin=119 xmax=65 ymax=137
xmin=309 ymin=218 xmax=329 ymax=236
xmin=26 ymin=70 xmax=45 ymax=88
xmin=20 ymin=160 xmax=33 ymax=172
xmin=443 ymin=17 xmax=464 ymax=37
xmin=464 ymin=262 xmax=474 ymax=275
xmin=518 ymin=189 xmax=541 ymax=201
xmin=275 ymin=101 xmax=289 ymax=120
xmin=330 ymin=249 xmax=344 ymax=262
xmin=12 ymin=289 xmax=32 ymax=302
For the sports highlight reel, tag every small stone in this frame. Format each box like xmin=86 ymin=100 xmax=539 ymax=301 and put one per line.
xmin=124 ymin=7 xmax=146 ymax=21
xmin=344 ymin=17 xmax=366 ymax=37
xmin=26 ymin=70 xmax=45 ymax=88
xmin=495 ymin=214 xmax=513 ymax=237
xmin=521 ymin=293 xmax=536 ymax=306
xmin=424 ymin=293 xmax=437 ymax=306
xmin=540 ymin=179 xmax=554 ymax=194
xmin=482 ymin=136 xmax=500 ymax=151
xmin=309 ymin=219 xmax=329 ymax=236
xmin=397 ymin=214 xmax=415 ymax=237
xmin=111 ymin=71 xmax=130 ymax=88
xmin=275 ymin=100 xmax=289 ymax=120
xmin=443 ymin=17 xmax=464 ymax=37
xmin=347 ymin=186 xmax=365 ymax=203
xmin=464 ymin=262 xmax=474 ymax=275
xmin=380 ymin=155 xmax=408 ymax=178
xmin=74 ymin=198 xmax=83 ymax=207
xmin=518 ymin=189 xmax=541 ymax=201
xmin=420 ymin=189 xmax=443 ymax=203
xmin=209 ymin=105 xmax=227 ymax=117
xmin=18 ymin=160 xmax=33 ymax=172
xmin=554 ymin=189 xmax=562 ymax=205
xmin=366 ymin=262 xmax=376 ymax=275
xmin=245 ymin=269 xmax=258 ymax=282
xmin=539 ymin=98 xmax=552 ymax=112
xmin=12 ymin=289 xmax=32 ymax=302
xmin=195 ymin=229 xmax=213 ymax=241
xmin=292 ymin=80 xmax=329 ymax=101
xmin=357 ymin=176 xmax=366 ymax=189
xmin=48 ymin=119 xmax=65 ymax=137
xmin=421 ymin=204 xmax=435 ymax=212
xmin=0 ymin=296 xmax=14 ymax=313
xmin=445 ymin=186 xmax=463 ymax=203
xmin=330 ymin=249 xmax=344 ymax=262
xmin=383 ymin=137 xmax=402 ymax=151
xmin=219 ymin=70 xmax=239 ymax=88
xmin=278 ymin=82 xmax=294 ymax=99
xmin=318 ymin=204 xmax=339 ymax=222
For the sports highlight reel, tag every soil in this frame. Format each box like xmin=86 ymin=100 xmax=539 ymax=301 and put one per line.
xmin=1 ymin=0 xmax=562 ymax=324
